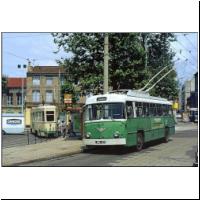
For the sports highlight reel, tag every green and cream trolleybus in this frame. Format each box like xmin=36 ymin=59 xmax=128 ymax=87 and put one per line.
xmin=31 ymin=105 xmax=58 ymax=137
xmin=83 ymin=90 xmax=175 ymax=151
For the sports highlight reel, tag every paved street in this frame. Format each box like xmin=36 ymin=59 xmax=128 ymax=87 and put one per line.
xmin=20 ymin=128 xmax=198 ymax=166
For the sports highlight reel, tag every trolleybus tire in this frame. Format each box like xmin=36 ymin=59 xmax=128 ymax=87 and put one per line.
xmin=136 ymin=132 xmax=144 ymax=151
xmin=163 ymin=127 xmax=169 ymax=143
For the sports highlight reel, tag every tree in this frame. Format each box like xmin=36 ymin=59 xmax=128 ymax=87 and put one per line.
xmin=52 ymin=33 xmax=179 ymax=99
xmin=2 ymin=75 xmax=8 ymax=93
xmin=146 ymin=33 xmax=179 ymax=99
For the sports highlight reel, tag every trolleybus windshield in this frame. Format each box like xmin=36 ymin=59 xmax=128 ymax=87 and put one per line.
xmin=84 ymin=103 xmax=125 ymax=121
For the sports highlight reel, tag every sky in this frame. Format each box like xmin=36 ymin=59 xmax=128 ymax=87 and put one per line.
xmin=2 ymin=32 xmax=198 ymax=86
xmin=2 ymin=33 xmax=67 ymax=77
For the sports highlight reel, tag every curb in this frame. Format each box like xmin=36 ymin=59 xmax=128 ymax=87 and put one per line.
xmin=3 ymin=148 xmax=83 ymax=166
xmin=175 ymin=127 xmax=198 ymax=132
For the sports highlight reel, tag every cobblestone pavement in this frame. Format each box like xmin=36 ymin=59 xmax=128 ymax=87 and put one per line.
xmin=2 ymin=133 xmax=54 ymax=148
xmin=22 ymin=128 xmax=198 ymax=166
xmin=109 ymin=129 xmax=197 ymax=166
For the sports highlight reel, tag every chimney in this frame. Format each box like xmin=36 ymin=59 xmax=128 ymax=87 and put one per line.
xmin=28 ymin=66 xmax=33 ymax=72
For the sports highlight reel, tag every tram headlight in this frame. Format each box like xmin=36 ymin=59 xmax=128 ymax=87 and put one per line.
xmin=113 ymin=131 xmax=120 ymax=138
xmin=85 ymin=132 xmax=91 ymax=139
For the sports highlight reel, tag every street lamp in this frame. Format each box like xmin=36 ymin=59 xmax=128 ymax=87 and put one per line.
xmin=17 ymin=64 xmax=27 ymax=114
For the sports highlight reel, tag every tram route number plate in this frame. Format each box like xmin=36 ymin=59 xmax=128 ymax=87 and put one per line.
xmin=95 ymin=140 xmax=106 ymax=144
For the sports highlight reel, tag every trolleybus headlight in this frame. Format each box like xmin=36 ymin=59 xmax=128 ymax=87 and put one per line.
xmin=113 ymin=131 xmax=120 ymax=138
xmin=85 ymin=132 xmax=91 ymax=139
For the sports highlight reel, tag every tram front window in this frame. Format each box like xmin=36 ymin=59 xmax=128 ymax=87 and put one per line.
xmin=84 ymin=103 xmax=125 ymax=121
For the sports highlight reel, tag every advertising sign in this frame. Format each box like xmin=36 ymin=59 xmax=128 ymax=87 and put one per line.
xmin=64 ymin=94 xmax=72 ymax=104
xmin=7 ymin=119 xmax=22 ymax=125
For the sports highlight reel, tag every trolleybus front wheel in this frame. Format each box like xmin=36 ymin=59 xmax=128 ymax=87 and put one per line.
xmin=136 ymin=132 xmax=144 ymax=151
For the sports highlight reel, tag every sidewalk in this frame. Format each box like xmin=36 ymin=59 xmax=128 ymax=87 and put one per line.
xmin=2 ymin=137 xmax=83 ymax=166
xmin=175 ymin=122 xmax=198 ymax=132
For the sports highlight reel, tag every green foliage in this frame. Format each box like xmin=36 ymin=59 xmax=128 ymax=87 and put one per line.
xmin=147 ymin=33 xmax=179 ymax=99
xmin=61 ymin=80 xmax=78 ymax=104
xmin=2 ymin=75 xmax=8 ymax=93
xmin=52 ymin=33 xmax=179 ymax=100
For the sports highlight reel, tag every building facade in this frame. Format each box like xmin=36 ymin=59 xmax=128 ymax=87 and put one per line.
xmin=187 ymin=72 xmax=198 ymax=109
xmin=182 ymin=72 xmax=198 ymax=111
xmin=25 ymin=66 xmax=65 ymax=127
xmin=26 ymin=66 xmax=65 ymax=107
xmin=2 ymin=77 xmax=26 ymax=114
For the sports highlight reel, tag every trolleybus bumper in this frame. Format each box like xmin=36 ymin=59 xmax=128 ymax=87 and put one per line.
xmin=83 ymin=138 xmax=126 ymax=146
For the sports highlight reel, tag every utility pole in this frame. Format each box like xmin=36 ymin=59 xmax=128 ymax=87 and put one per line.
xmin=104 ymin=33 xmax=109 ymax=94
xmin=22 ymin=77 xmax=24 ymax=114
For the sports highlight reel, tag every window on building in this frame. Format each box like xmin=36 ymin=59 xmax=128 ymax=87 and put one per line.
xmin=32 ymin=76 xmax=40 ymax=86
xmin=46 ymin=91 xmax=53 ymax=102
xmin=46 ymin=77 xmax=53 ymax=86
xmin=7 ymin=94 xmax=13 ymax=105
xmin=17 ymin=93 xmax=22 ymax=105
xmin=32 ymin=90 xmax=40 ymax=102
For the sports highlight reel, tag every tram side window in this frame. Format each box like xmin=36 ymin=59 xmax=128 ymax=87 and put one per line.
xmin=35 ymin=112 xmax=38 ymax=121
xmin=46 ymin=111 xmax=54 ymax=121
xmin=136 ymin=102 xmax=143 ymax=117
xmin=126 ymin=101 xmax=134 ymax=118
xmin=42 ymin=111 xmax=45 ymax=121
xmin=32 ymin=113 xmax=35 ymax=121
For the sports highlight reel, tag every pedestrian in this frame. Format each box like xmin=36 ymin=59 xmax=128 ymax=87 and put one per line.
xmin=57 ymin=118 xmax=61 ymax=136
xmin=61 ymin=120 xmax=67 ymax=139
xmin=68 ymin=119 xmax=76 ymax=137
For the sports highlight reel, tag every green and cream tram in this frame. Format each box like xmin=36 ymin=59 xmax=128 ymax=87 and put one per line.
xmin=31 ymin=105 xmax=58 ymax=137
xmin=83 ymin=90 xmax=175 ymax=151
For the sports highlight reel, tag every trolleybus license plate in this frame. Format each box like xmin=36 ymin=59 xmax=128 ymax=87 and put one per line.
xmin=95 ymin=140 xmax=106 ymax=144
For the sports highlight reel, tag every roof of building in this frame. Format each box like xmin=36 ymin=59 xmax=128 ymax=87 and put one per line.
xmin=27 ymin=66 xmax=65 ymax=74
xmin=7 ymin=78 xmax=26 ymax=88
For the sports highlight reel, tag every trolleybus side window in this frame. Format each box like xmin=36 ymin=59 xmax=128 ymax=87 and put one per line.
xmin=46 ymin=111 xmax=54 ymax=122
xmin=143 ymin=103 xmax=150 ymax=116
xmin=136 ymin=102 xmax=143 ymax=117
xmin=157 ymin=104 xmax=162 ymax=116
xmin=149 ymin=103 xmax=153 ymax=116
xmin=162 ymin=104 xmax=168 ymax=116
xmin=169 ymin=105 xmax=173 ymax=115
xmin=126 ymin=101 xmax=134 ymax=118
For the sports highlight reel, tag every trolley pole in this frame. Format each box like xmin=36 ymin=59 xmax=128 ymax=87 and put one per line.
xmin=103 ymin=33 xmax=109 ymax=94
